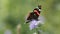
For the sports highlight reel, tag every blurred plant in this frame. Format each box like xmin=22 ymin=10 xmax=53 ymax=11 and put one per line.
xmin=5 ymin=15 xmax=20 ymax=28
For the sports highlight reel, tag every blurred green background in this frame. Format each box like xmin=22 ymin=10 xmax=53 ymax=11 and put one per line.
xmin=0 ymin=0 xmax=60 ymax=34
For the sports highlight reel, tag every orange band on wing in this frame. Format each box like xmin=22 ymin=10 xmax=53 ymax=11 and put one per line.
xmin=34 ymin=11 xmax=40 ymax=16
